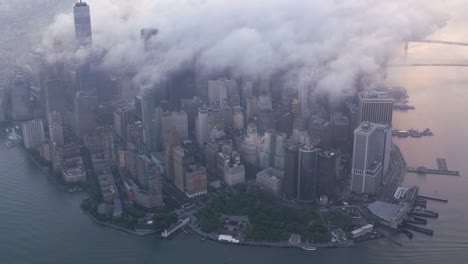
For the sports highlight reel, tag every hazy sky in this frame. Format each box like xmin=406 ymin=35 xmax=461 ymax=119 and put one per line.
xmin=37 ymin=0 xmax=467 ymax=96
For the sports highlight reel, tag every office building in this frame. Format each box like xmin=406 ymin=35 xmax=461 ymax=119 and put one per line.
xmin=256 ymin=167 xmax=284 ymax=196
xmin=317 ymin=150 xmax=340 ymax=198
xmin=45 ymin=75 xmax=67 ymax=115
xmin=49 ymin=122 xmax=64 ymax=146
xmin=358 ymin=90 xmax=394 ymax=125
xmin=283 ymin=143 xmax=301 ymax=199
xmin=208 ymin=78 xmax=236 ymax=106
xmin=233 ymin=106 xmax=244 ymax=130
xmin=351 ymin=122 xmax=390 ymax=195
xmin=113 ymin=107 xmax=133 ymax=140
xmin=11 ymin=74 xmax=32 ymax=121
xmin=246 ymin=96 xmax=257 ymax=121
xmin=173 ymin=145 xmax=195 ymax=192
xmin=259 ymin=130 xmax=286 ymax=170
xmin=184 ymin=164 xmax=208 ymax=198
xmin=140 ymin=89 xmax=157 ymax=152
xmin=331 ymin=112 xmax=349 ymax=146
xmin=74 ymin=91 xmax=98 ymax=137
xmin=172 ymin=111 xmax=188 ymax=140
xmin=22 ymin=120 xmax=45 ymax=149
xmin=297 ymin=145 xmax=319 ymax=201
xmin=73 ymin=1 xmax=93 ymax=47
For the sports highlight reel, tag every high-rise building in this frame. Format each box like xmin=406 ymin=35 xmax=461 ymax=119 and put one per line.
xmin=45 ymin=75 xmax=67 ymax=115
xmin=256 ymin=167 xmax=283 ymax=196
xmin=22 ymin=120 xmax=45 ymax=149
xmin=195 ymin=106 xmax=222 ymax=147
xmin=259 ymin=130 xmax=286 ymax=170
xmin=163 ymin=130 xmax=181 ymax=183
xmin=358 ymin=90 xmax=394 ymax=125
xmin=233 ymin=106 xmax=244 ymax=130
xmin=237 ymin=122 xmax=258 ymax=172
xmin=208 ymin=79 xmax=235 ymax=106
xmin=140 ymin=89 xmax=156 ymax=152
xmin=172 ymin=111 xmax=188 ymax=140
xmin=73 ymin=1 xmax=93 ymax=47
xmin=241 ymin=81 xmax=253 ymax=109
xmin=246 ymin=96 xmax=257 ymax=122
xmin=184 ymin=164 xmax=208 ymax=198
xmin=113 ymin=107 xmax=133 ymax=140
xmin=257 ymin=109 xmax=275 ymax=135
xmin=308 ymin=116 xmax=332 ymax=148
xmin=11 ymin=74 xmax=32 ymax=121
xmin=173 ymin=145 xmax=195 ymax=192
xmin=331 ymin=112 xmax=350 ymax=147
xmin=297 ymin=145 xmax=319 ymax=201
xmin=49 ymin=122 xmax=64 ymax=146
xmin=351 ymin=122 xmax=390 ymax=195
xmin=317 ymin=150 xmax=340 ymax=198
xmin=134 ymin=155 xmax=163 ymax=209
xmin=283 ymin=143 xmax=301 ymax=199
xmin=181 ymin=97 xmax=203 ymax=138
xmin=73 ymin=91 xmax=98 ymax=137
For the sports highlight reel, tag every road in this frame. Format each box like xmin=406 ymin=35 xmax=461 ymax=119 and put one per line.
xmin=376 ymin=144 xmax=407 ymax=202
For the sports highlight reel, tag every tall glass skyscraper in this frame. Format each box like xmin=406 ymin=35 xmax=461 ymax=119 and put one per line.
xmin=73 ymin=1 xmax=93 ymax=47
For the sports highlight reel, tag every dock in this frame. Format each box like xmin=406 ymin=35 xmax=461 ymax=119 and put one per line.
xmin=406 ymin=166 xmax=459 ymax=176
xmin=436 ymin=158 xmax=448 ymax=171
xmin=417 ymin=195 xmax=448 ymax=203
xmin=400 ymin=223 xmax=434 ymax=236
xmin=161 ymin=218 xmax=191 ymax=238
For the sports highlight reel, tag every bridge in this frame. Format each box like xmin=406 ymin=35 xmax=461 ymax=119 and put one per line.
xmin=408 ymin=40 xmax=468 ymax=47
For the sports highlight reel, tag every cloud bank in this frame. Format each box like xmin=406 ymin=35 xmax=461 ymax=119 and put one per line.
xmin=41 ymin=0 xmax=448 ymax=97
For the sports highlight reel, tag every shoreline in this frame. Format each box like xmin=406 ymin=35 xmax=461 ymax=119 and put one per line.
xmin=10 ymin=137 xmax=388 ymax=250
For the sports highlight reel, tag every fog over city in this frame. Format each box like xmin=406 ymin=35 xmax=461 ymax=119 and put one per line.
xmin=38 ymin=0 xmax=452 ymax=97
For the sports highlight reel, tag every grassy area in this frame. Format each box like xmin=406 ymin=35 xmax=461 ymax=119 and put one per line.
xmin=323 ymin=210 xmax=355 ymax=230
xmin=197 ymin=186 xmax=330 ymax=242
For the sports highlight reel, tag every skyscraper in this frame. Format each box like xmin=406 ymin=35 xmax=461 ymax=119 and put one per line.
xmin=73 ymin=91 xmax=98 ymax=137
xmin=259 ymin=130 xmax=286 ymax=170
xmin=283 ymin=143 xmax=301 ymax=199
xmin=113 ymin=107 xmax=134 ymax=140
xmin=351 ymin=122 xmax=389 ymax=195
xmin=73 ymin=1 xmax=93 ymax=47
xmin=22 ymin=120 xmax=45 ymax=149
xmin=297 ymin=145 xmax=319 ymax=201
xmin=317 ymin=150 xmax=340 ymax=198
xmin=358 ymin=90 xmax=394 ymax=125
xmin=140 ymin=89 xmax=156 ymax=152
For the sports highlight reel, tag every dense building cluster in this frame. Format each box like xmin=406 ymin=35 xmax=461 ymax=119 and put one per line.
xmin=1 ymin=1 xmax=397 ymax=212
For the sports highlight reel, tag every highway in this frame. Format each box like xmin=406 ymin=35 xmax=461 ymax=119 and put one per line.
xmin=376 ymin=144 xmax=407 ymax=202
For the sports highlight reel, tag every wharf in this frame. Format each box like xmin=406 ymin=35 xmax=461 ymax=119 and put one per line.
xmin=406 ymin=167 xmax=459 ymax=176
xmin=161 ymin=218 xmax=191 ymax=238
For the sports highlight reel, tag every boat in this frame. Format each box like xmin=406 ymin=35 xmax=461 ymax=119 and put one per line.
xmin=301 ymin=245 xmax=317 ymax=251
xmin=5 ymin=140 xmax=15 ymax=148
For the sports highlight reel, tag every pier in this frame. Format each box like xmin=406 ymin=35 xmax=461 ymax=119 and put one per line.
xmin=161 ymin=218 xmax=191 ymax=238
xmin=417 ymin=195 xmax=448 ymax=203
xmin=406 ymin=166 xmax=459 ymax=176
xmin=400 ymin=224 xmax=434 ymax=236
xmin=436 ymin=158 xmax=448 ymax=171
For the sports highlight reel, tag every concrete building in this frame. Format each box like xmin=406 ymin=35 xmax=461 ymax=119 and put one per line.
xmin=113 ymin=107 xmax=133 ymax=140
xmin=241 ymin=81 xmax=253 ymax=109
xmin=62 ymin=166 xmax=87 ymax=183
xmin=208 ymin=78 xmax=236 ymax=106
xmin=22 ymin=120 xmax=45 ymax=149
xmin=181 ymin=97 xmax=203 ymax=138
xmin=73 ymin=1 xmax=93 ymax=47
xmin=358 ymin=90 xmax=394 ymax=125
xmin=133 ymin=155 xmax=163 ymax=209
xmin=74 ymin=91 xmax=98 ymax=137
xmin=11 ymin=74 xmax=32 ymax=121
xmin=256 ymin=167 xmax=284 ymax=196
xmin=184 ymin=164 xmax=208 ymax=198
xmin=246 ymin=96 xmax=257 ymax=121
xmin=140 ymin=89 xmax=157 ymax=152
xmin=283 ymin=143 xmax=301 ymax=199
xmin=172 ymin=111 xmax=188 ymax=140
xmin=331 ymin=112 xmax=349 ymax=146
xmin=351 ymin=122 xmax=390 ymax=195
xmin=173 ymin=145 xmax=195 ymax=192
xmin=237 ymin=122 xmax=259 ymax=171
xmin=233 ymin=106 xmax=244 ymax=130
xmin=308 ymin=116 xmax=332 ymax=148
xmin=297 ymin=145 xmax=319 ymax=201
xmin=317 ymin=150 xmax=340 ymax=198
xmin=49 ymin=122 xmax=64 ymax=146
xmin=259 ymin=130 xmax=286 ymax=170
xmin=45 ymin=75 xmax=67 ymax=115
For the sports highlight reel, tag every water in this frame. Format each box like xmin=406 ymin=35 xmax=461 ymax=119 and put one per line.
xmin=1 ymin=65 xmax=468 ymax=264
